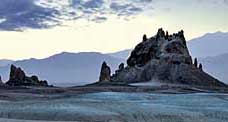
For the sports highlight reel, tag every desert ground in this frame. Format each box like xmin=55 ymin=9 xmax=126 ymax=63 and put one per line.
xmin=0 ymin=84 xmax=228 ymax=122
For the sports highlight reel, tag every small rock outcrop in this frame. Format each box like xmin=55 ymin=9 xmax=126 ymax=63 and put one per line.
xmin=110 ymin=28 xmax=227 ymax=87
xmin=99 ymin=62 xmax=111 ymax=82
xmin=118 ymin=63 xmax=125 ymax=71
xmin=114 ymin=63 xmax=125 ymax=75
xmin=199 ymin=63 xmax=203 ymax=71
xmin=6 ymin=65 xmax=48 ymax=86
xmin=194 ymin=58 xmax=198 ymax=68
xmin=143 ymin=34 xmax=147 ymax=42
xmin=0 ymin=76 xmax=3 ymax=85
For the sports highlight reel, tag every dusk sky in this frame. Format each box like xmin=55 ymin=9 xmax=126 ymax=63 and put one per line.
xmin=0 ymin=0 xmax=227 ymax=60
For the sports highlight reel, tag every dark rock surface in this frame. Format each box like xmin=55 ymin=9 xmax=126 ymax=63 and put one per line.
xmin=143 ymin=34 xmax=147 ymax=42
xmin=194 ymin=58 xmax=198 ymax=68
xmin=126 ymin=29 xmax=192 ymax=67
xmin=99 ymin=62 xmax=111 ymax=82
xmin=118 ymin=63 xmax=125 ymax=71
xmin=109 ymin=28 xmax=227 ymax=87
xmin=0 ymin=75 xmax=3 ymax=85
xmin=199 ymin=63 xmax=203 ymax=71
xmin=6 ymin=65 xmax=48 ymax=86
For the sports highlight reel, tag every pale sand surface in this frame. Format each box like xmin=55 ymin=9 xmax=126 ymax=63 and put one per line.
xmin=0 ymin=92 xmax=228 ymax=122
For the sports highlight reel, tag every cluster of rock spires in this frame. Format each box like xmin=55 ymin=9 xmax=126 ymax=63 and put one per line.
xmin=0 ymin=65 xmax=49 ymax=87
xmin=99 ymin=28 xmax=227 ymax=87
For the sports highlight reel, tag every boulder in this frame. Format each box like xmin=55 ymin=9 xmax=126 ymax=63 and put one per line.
xmin=111 ymin=28 xmax=227 ymax=87
xmin=99 ymin=62 xmax=111 ymax=82
xmin=6 ymin=65 xmax=48 ymax=86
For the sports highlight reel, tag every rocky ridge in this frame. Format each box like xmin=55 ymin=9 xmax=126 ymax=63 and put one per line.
xmin=6 ymin=65 xmax=48 ymax=86
xmin=99 ymin=28 xmax=227 ymax=87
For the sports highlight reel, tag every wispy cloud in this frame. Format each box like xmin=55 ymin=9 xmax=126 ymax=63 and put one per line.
xmin=0 ymin=0 xmax=60 ymax=31
xmin=0 ymin=0 xmax=154 ymax=31
xmin=1 ymin=0 xmax=226 ymax=31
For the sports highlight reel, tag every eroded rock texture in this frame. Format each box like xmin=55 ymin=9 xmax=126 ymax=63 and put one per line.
xmin=99 ymin=62 xmax=111 ymax=82
xmin=110 ymin=28 xmax=227 ymax=87
xmin=6 ymin=65 xmax=48 ymax=86
xmin=0 ymin=76 xmax=3 ymax=85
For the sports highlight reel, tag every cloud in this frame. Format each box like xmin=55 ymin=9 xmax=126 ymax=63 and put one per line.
xmin=83 ymin=0 xmax=104 ymax=8
xmin=0 ymin=0 xmax=154 ymax=31
xmin=0 ymin=0 xmax=227 ymax=31
xmin=69 ymin=0 xmax=153 ymax=20
xmin=110 ymin=2 xmax=142 ymax=16
xmin=91 ymin=16 xmax=107 ymax=23
xmin=0 ymin=0 xmax=60 ymax=31
xmin=197 ymin=0 xmax=228 ymax=5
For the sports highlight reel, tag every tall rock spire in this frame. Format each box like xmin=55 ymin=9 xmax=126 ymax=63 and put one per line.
xmin=99 ymin=62 xmax=111 ymax=82
xmin=194 ymin=58 xmax=198 ymax=68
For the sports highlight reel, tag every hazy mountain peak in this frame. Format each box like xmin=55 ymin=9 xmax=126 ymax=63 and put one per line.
xmin=187 ymin=31 xmax=228 ymax=58
xmin=203 ymin=31 xmax=228 ymax=37
xmin=108 ymin=49 xmax=132 ymax=59
xmin=0 ymin=51 xmax=124 ymax=86
xmin=49 ymin=51 xmax=104 ymax=58
xmin=0 ymin=59 xmax=14 ymax=67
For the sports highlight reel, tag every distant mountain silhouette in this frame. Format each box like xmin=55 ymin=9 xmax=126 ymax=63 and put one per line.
xmin=0 ymin=52 xmax=124 ymax=86
xmin=108 ymin=49 xmax=131 ymax=60
xmin=199 ymin=53 xmax=228 ymax=84
xmin=187 ymin=32 xmax=228 ymax=58
xmin=0 ymin=59 xmax=14 ymax=67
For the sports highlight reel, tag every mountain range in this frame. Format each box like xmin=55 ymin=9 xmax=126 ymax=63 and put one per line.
xmin=0 ymin=59 xmax=14 ymax=67
xmin=0 ymin=31 xmax=227 ymax=86
xmin=199 ymin=53 xmax=228 ymax=84
xmin=0 ymin=52 xmax=124 ymax=86
xmin=187 ymin=32 xmax=228 ymax=58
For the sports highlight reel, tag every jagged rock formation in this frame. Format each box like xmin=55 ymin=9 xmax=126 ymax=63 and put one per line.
xmin=6 ymin=65 xmax=48 ymax=86
xmin=127 ymin=29 xmax=192 ymax=67
xmin=109 ymin=28 xmax=227 ymax=87
xmin=99 ymin=62 xmax=111 ymax=82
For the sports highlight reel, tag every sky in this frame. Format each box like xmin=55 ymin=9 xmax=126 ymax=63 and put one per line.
xmin=0 ymin=0 xmax=227 ymax=60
